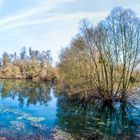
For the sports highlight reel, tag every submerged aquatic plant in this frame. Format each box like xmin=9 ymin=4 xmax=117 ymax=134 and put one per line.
xmin=26 ymin=116 xmax=45 ymax=122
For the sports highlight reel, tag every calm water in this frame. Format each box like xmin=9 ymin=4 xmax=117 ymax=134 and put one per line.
xmin=0 ymin=80 xmax=140 ymax=139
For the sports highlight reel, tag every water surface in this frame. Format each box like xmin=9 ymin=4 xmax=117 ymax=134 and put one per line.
xmin=0 ymin=80 xmax=140 ymax=140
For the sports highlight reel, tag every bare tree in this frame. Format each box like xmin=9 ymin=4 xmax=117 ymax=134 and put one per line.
xmin=58 ymin=7 xmax=140 ymax=102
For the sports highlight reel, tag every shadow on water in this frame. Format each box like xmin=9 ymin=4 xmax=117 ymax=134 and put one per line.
xmin=56 ymin=97 xmax=140 ymax=139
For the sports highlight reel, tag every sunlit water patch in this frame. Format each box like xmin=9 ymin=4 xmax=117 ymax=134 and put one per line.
xmin=0 ymin=80 xmax=139 ymax=140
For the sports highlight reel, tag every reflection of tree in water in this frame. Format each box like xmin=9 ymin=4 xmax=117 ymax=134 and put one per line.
xmin=56 ymin=97 xmax=140 ymax=139
xmin=0 ymin=80 xmax=52 ymax=107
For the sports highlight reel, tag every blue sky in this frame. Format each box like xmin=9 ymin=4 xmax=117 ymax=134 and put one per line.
xmin=0 ymin=0 xmax=140 ymax=62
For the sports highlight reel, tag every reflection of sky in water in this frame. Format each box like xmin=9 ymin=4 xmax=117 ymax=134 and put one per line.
xmin=0 ymin=80 xmax=139 ymax=139
xmin=0 ymin=88 xmax=57 ymax=128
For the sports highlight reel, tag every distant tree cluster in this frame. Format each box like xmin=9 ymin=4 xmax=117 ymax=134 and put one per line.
xmin=0 ymin=47 xmax=55 ymax=82
xmin=58 ymin=7 xmax=140 ymax=102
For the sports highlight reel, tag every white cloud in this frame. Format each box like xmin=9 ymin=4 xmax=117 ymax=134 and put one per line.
xmin=0 ymin=0 xmax=76 ymax=26
xmin=0 ymin=11 xmax=108 ymax=30
xmin=50 ymin=11 xmax=108 ymax=22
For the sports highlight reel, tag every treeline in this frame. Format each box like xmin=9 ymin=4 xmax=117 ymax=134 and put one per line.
xmin=58 ymin=7 xmax=140 ymax=102
xmin=0 ymin=47 xmax=55 ymax=82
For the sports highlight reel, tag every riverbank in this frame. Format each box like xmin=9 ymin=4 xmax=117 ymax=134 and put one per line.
xmin=0 ymin=76 xmax=57 ymax=83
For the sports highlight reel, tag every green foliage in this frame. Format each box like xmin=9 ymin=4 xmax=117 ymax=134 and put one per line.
xmin=129 ymin=76 xmax=136 ymax=83
xmin=98 ymin=56 xmax=103 ymax=64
